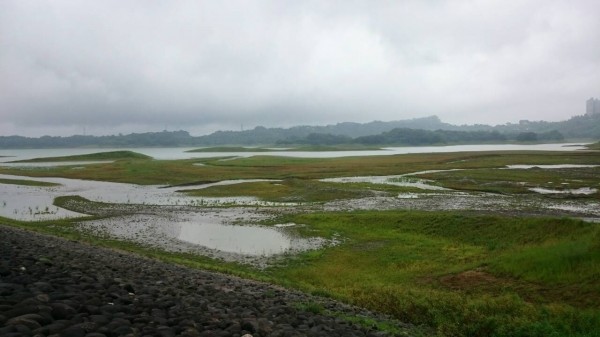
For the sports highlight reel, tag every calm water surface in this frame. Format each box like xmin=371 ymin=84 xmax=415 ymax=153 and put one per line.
xmin=78 ymin=211 xmax=324 ymax=257
xmin=0 ymin=143 xmax=589 ymax=163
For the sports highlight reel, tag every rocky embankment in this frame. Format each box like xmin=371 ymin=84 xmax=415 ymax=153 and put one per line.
xmin=0 ymin=225 xmax=411 ymax=337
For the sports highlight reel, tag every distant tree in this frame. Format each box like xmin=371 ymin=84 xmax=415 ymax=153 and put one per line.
xmin=516 ymin=132 xmax=538 ymax=142
xmin=538 ymin=130 xmax=564 ymax=141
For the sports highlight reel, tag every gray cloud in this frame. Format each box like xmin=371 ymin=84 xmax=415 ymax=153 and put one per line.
xmin=1 ymin=0 xmax=599 ymax=136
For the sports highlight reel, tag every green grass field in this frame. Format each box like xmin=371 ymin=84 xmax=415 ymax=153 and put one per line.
xmin=584 ymin=141 xmax=600 ymax=150
xmin=10 ymin=150 xmax=151 ymax=162
xmin=266 ymin=211 xmax=600 ymax=336
xmin=0 ymin=178 xmax=60 ymax=187
xmin=3 ymin=209 xmax=599 ymax=337
xmin=415 ymin=167 xmax=600 ymax=197
xmin=181 ymin=178 xmax=427 ymax=202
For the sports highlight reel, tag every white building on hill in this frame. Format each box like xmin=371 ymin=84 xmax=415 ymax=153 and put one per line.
xmin=587 ymin=97 xmax=600 ymax=115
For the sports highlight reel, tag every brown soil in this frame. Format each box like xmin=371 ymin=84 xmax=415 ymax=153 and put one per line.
xmin=436 ymin=269 xmax=599 ymax=308
xmin=439 ymin=269 xmax=505 ymax=290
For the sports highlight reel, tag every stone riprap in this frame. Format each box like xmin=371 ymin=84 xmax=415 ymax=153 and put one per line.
xmin=0 ymin=225 xmax=411 ymax=337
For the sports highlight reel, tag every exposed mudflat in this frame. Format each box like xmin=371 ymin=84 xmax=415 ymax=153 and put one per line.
xmin=323 ymin=192 xmax=600 ymax=220
xmin=0 ymin=225 xmax=412 ymax=337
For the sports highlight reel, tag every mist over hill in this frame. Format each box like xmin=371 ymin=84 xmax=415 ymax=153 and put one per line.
xmin=0 ymin=114 xmax=598 ymax=149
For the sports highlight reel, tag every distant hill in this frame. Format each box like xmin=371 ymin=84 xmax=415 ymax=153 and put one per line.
xmin=453 ymin=114 xmax=600 ymax=139
xmin=0 ymin=114 xmax=598 ymax=149
xmin=0 ymin=130 xmax=196 ymax=149
xmin=280 ymin=129 xmax=565 ymax=146
xmin=193 ymin=115 xmax=451 ymax=145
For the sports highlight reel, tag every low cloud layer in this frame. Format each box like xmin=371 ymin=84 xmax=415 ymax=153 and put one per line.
xmin=1 ymin=0 xmax=599 ymax=136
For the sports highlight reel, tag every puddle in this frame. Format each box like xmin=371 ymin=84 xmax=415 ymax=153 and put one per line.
xmin=274 ymin=223 xmax=300 ymax=228
xmin=176 ymin=179 xmax=280 ymax=191
xmin=506 ymin=164 xmax=600 ymax=169
xmin=529 ymin=187 xmax=598 ymax=195
xmin=178 ymin=222 xmax=307 ymax=255
xmin=320 ymin=169 xmax=466 ymax=190
xmin=321 ymin=174 xmax=449 ymax=191
xmin=397 ymin=193 xmax=421 ymax=199
xmin=548 ymin=203 xmax=600 ymax=214
xmin=78 ymin=210 xmax=329 ymax=265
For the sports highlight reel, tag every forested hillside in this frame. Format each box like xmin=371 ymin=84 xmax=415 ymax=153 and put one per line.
xmin=0 ymin=114 xmax=597 ymax=148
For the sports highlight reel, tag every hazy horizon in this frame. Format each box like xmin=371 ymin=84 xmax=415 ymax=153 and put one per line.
xmin=1 ymin=1 xmax=599 ymax=137
xmin=0 ymin=113 xmax=588 ymax=139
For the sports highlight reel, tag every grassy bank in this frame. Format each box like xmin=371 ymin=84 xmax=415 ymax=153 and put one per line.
xmin=0 ymin=178 xmax=60 ymax=187
xmin=586 ymin=141 xmax=600 ymax=150
xmin=266 ymin=211 xmax=600 ymax=336
xmin=415 ymin=166 xmax=600 ymax=197
xmin=10 ymin=150 xmax=151 ymax=162
xmin=180 ymin=179 xmax=424 ymax=202
xmin=3 ymin=207 xmax=599 ymax=337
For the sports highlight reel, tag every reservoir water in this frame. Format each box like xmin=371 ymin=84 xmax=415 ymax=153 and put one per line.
xmin=0 ymin=143 xmax=590 ymax=163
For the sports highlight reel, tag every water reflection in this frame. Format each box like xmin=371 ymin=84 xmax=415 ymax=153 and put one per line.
xmin=529 ymin=187 xmax=598 ymax=195
xmin=79 ymin=211 xmax=327 ymax=259
xmin=179 ymin=222 xmax=304 ymax=255
xmin=0 ymin=174 xmax=287 ymax=221
xmin=506 ymin=164 xmax=599 ymax=169
xmin=320 ymin=171 xmax=455 ymax=190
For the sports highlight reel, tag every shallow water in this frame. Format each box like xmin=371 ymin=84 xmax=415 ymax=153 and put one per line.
xmin=0 ymin=174 xmax=288 ymax=220
xmin=320 ymin=171 xmax=452 ymax=191
xmin=529 ymin=187 xmax=598 ymax=195
xmin=0 ymin=183 xmax=85 ymax=220
xmin=178 ymin=222 xmax=313 ymax=255
xmin=0 ymin=143 xmax=588 ymax=162
xmin=78 ymin=210 xmax=328 ymax=260
xmin=0 ymin=172 xmax=326 ymax=261
xmin=506 ymin=164 xmax=600 ymax=169
xmin=324 ymin=192 xmax=600 ymax=217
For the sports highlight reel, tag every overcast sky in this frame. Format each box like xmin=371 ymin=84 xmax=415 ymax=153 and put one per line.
xmin=1 ymin=0 xmax=599 ymax=137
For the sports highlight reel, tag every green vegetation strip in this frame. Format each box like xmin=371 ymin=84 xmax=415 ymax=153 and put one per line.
xmin=587 ymin=141 xmax=600 ymax=150
xmin=3 ymin=150 xmax=600 ymax=186
xmin=416 ymin=166 xmax=600 ymax=197
xmin=11 ymin=150 xmax=151 ymax=163
xmin=0 ymin=178 xmax=59 ymax=187
xmin=181 ymin=179 xmax=422 ymax=203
